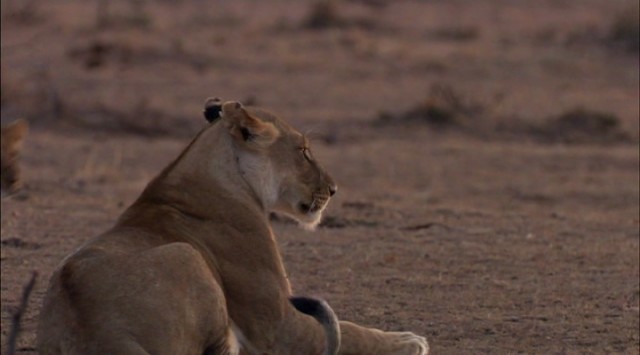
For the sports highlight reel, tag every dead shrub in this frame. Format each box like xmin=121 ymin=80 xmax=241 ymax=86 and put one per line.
xmin=532 ymin=107 xmax=629 ymax=144
xmin=608 ymin=4 xmax=640 ymax=52
xmin=304 ymin=0 xmax=344 ymax=29
xmin=2 ymin=0 xmax=42 ymax=24
xmin=301 ymin=0 xmax=377 ymax=31
xmin=67 ymin=40 xmax=133 ymax=70
xmin=1 ymin=67 xmax=65 ymax=125
xmin=73 ymin=98 xmax=194 ymax=138
xmin=378 ymin=84 xmax=484 ymax=129
xmin=566 ymin=4 xmax=639 ymax=53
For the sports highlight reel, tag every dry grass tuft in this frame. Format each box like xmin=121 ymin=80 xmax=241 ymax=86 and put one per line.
xmin=428 ymin=26 xmax=480 ymax=42
xmin=2 ymin=0 xmax=42 ymax=24
xmin=95 ymin=0 xmax=153 ymax=30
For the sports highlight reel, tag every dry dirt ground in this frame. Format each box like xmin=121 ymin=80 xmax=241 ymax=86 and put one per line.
xmin=1 ymin=0 xmax=639 ymax=354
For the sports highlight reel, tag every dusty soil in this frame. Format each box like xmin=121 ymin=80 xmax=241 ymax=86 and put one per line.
xmin=1 ymin=0 xmax=639 ymax=353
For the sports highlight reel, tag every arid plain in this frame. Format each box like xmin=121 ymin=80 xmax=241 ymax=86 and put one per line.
xmin=1 ymin=0 xmax=639 ymax=353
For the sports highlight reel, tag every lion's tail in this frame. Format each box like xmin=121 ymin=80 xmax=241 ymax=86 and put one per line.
xmin=289 ymin=296 xmax=341 ymax=355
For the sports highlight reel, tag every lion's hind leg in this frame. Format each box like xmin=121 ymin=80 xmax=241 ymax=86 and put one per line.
xmin=38 ymin=242 xmax=236 ymax=355
xmin=120 ymin=242 xmax=237 ymax=355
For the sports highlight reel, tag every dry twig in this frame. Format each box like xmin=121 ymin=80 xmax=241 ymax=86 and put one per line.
xmin=6 ymin=271 xmax=38 ymax=355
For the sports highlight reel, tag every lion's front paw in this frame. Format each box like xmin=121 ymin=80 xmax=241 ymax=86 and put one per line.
xmin=383 ymin=331 xmax=429 ymax=355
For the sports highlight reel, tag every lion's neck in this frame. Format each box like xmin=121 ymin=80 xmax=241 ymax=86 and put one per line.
xmin=122 ymin=123 xmax=269 ymax=231
xmin=117 ymin=123 xmax=291 ymax=294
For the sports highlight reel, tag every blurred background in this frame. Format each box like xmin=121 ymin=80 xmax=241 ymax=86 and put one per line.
xmin=2 ymin=0 xmax=638 ymax=139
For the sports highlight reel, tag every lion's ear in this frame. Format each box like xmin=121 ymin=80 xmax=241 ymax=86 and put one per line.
xmin=203 ymin=97 xmax=223 ymax=123
xmin=221 ymin=101 xmax=279 ymax=146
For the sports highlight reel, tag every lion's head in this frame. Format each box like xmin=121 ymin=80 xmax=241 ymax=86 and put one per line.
xmin=205 ymin=99 xmax=336 ymax=229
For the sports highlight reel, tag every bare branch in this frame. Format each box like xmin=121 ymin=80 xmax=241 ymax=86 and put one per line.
xmin=6 ymin=271 xmax=38 ymax=355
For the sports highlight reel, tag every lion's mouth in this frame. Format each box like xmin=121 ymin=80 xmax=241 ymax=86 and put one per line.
xmin=298 ymin=202 xmax=312 ymax=214
xmin=298 ymin=201 xmax=318 ymax=214
xmin=298 ymin=195 xmax=328 ymax=214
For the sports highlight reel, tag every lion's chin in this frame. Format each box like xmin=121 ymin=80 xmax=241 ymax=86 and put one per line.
xmin=297 ymin=211 xmax=323 ymax=231
xmin=274 ymin=209 xmax=323 ymax=231
xmin=271 ymin=200 xmax=326 ymax=231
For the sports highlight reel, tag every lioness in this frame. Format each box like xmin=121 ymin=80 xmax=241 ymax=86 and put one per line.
xmin=37 ymin=100 xmax=428 ymax=354
xmin=1 ymin=119 xmax=28 ymax=197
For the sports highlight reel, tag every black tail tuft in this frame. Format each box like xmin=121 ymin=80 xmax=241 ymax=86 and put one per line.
xmin=290 ymin=296 xmax=341 ymax=355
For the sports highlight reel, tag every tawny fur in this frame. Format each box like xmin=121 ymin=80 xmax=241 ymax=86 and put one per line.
xmin=1 ymin=119 xmax=28 ymax=196
xmin=37 ymin=101 xmax=428 ymax=355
